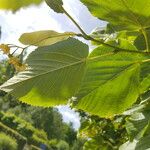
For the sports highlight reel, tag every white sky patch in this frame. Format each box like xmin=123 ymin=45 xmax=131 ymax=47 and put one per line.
xmin=57 ymin=106 xmax=81 ymax=130
xmin=0 ymin=0 xmax=105 ymax=129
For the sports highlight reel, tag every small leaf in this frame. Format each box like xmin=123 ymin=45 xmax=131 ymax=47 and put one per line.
xmin=0 ymin=38 xmax=89 ymax=107
xmin=45 ymin=0 xmax=63 ymax=13
xmin=19 ymin=30 xmax=76 ymax=46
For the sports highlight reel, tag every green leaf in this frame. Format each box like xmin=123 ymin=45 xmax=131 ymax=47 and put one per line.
xmin=121 ymin=103 xmax=150 ymax=149
xmin=134 ymin=29 xmax=150 ymax=50
xmin=126 ymin=111 xmax=150 ymax=140
xmin=135 ymin=134 xmax=150 ymax=150
xmin=120 ymin=134 xmax=150 ymax=150
xmin=140 ymin=74 xmax=150 ymax=93
xmin=76 ymin=42 xmax=150 ymax=117
xmin=117 ymin=31 xmax=140 ymax=44
xmin=0 ymin=38 xmax=89 ymax=107
xmin=0 ymin=0 xmax=42 ymax=11
xmin=119 ymin=140 xmax=138 ymax=150
xmin=19 ymin=30 xmax=76 ymax=46
xmin=81 ymin=0 xmax=150 ymax=31
xmin=45 ymin=0 xmax=63 ymax=13
xmin=140 ymin=61 xmax=150 ymax=94
xmin=83 ymin=138 xmax=103 ymax=150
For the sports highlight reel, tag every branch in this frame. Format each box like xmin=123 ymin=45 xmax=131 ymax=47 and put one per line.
xmin=62 ymin=8 xmax=87 ymax=37
xmin=63 ymin=7 xmax=150 ymax=55
xmin=77 ymin=34 xmax=150 ymax=55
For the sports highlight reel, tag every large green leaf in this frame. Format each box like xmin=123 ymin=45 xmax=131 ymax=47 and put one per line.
xmin=76 ymin=43 xmax=150 ymax=117
xmin=0 ymin=0 xmax=42 ymax=11
xmin=19 ymin=30 xmax=76 ymax=46
xmin=81 ymin=0 xmax=150 ymax=31
xmin=0 ymin=38 xmax=89 ymax=106
xmin=140 ymin=74 xmax=150 ymax=93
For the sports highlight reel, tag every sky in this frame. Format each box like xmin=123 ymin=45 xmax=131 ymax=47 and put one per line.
xmin=0 ymin=0 xmax=106 ymax=129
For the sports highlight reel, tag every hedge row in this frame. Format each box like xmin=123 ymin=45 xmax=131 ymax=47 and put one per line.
xmin=0 ymin=122 xmax=27 ymax=149
xmin=0 ymin=111 xmax=49 ymax=148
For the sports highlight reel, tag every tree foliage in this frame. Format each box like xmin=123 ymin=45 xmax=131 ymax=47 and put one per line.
xmin=0 ymin=0 xmax=42 ymax=11
xmin=0 ymin=0 xmax=150 ymax=149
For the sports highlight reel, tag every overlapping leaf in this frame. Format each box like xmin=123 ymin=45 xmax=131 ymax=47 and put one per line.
xmin=134 ymin=29 xmax=150 ymax=50
xmin=19 ymin=30 xmax=76 ymax=46
xmin=81 ymin=0 xmax=150 ymax=31
xmin=140 ymin=61 xmax=150 ymax=94
xmin=0 ymin=38 xmax=89 ymax=106
xmin=120 ymin=105 xmax=150 ymax=150
xmin=76 ymin=42 xmax=150 ymax=117
xmin=126 ymin=110 xmax=150 ymax=140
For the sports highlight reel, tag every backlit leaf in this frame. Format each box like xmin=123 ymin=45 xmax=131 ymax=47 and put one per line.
xmin=0 ymin=38 xmax=89 ymax=107
xmin=81 ymin=0 xmax=150 ymax=31
xmin=19 ymin=30 xmax=76 ymax=46
xmin=76 ymin=43 xmax=150 ymax=117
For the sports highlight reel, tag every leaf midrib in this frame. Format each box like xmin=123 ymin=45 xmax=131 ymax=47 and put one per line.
xmin=1 ymin=58 xmax=86 ymax=89
xmin=78 ymin=62 xmax=139 ymax=100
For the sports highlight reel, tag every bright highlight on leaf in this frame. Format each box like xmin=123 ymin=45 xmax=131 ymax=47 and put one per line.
xmin=19 ymin=30 xmax=76 ymax=46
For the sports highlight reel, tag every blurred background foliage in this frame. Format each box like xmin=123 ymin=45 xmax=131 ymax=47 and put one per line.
xmin=0 ymin=0 xmax=43 ymax=12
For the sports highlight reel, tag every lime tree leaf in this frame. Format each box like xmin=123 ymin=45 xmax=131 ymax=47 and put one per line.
xmin=81 ymin=0 xmax=150 ymax=31
xmin=19 ymin=30 xmax=76 ymax=46
xmin=121 ymin=103 xmax=150 ymax=150
xmin=76 ymin=42 xmax=150 ymax=117
xmin=126 ymin=111 xmax=150 ymax=140
xmin=117 ymin=31 xmax=140 ymax=44
xmin=140 ymin=61 xmax=150 ymax=93
xmin=83 ymin=138 xmax=103 ymax=150
xmin=0 ymin=0 xmax=42 ymax=11
xmin=119 ymin=140 xmax=138 ymax=150
xmin=0 ymin=38 xmax=89 ymax=107
xmin=135 ymin=134 xmax=150 ymax=150
xmin=45 ymin=0 xmax=63 ymax=13
xmin=134 ymin=29 xmax=150 ymax=50
xmin=119 ymin=134 xmax=150 ymax=150
xmin=140 ymin=74 xmax=150 ymax=93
